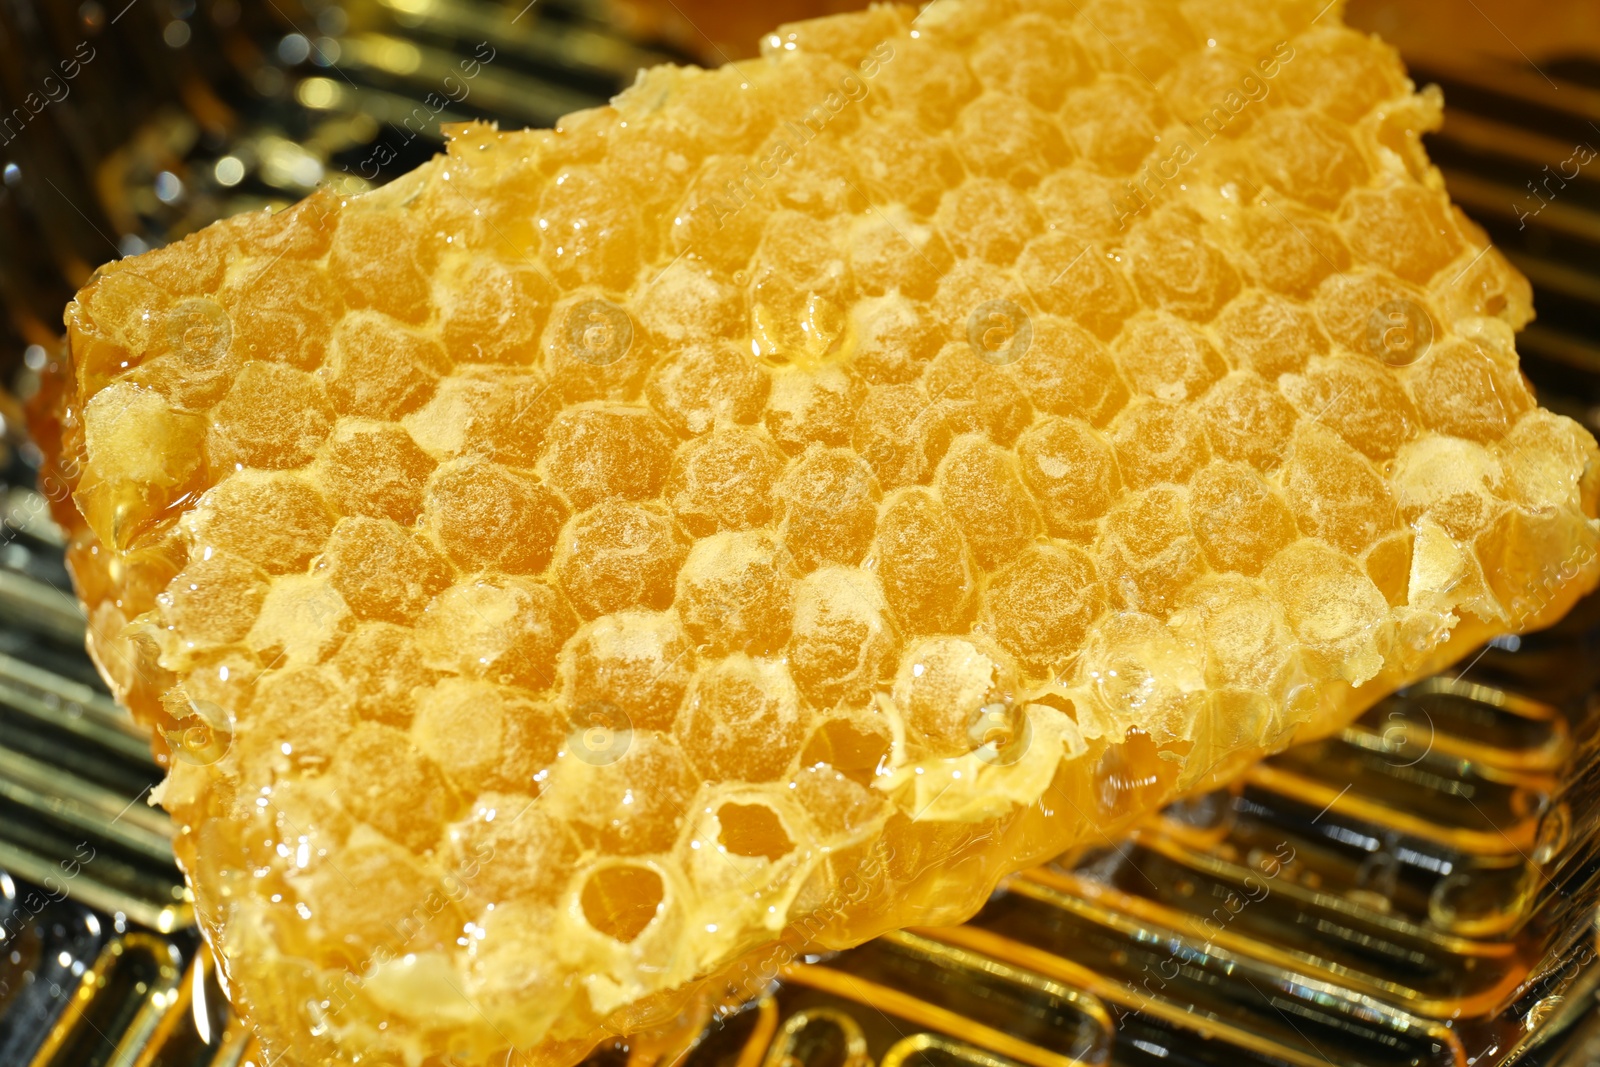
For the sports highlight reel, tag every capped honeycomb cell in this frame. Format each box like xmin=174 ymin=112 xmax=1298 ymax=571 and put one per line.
xmin=308 ymin=831 xmax=465 ymax=961
xmin=1018 ymin=234 xmax=1138 ymax=339
xmin=676 ymin=653 xmax=805 ymax=782
xmin=874 ymin=487 xmax=974 ymax=634
xmin=953 ymin=92 xmax=1074 ymax=187
xmin=317 ymin=516 xmax=452 ymax=625
xmin=894 ymin=635 xmax=1013 ymax=758
xmin=326 ymin=208 xmax=423 ymax=323
xmin=317 ymin=422 xmax=436 ymax=523
xmin=1110 ymin=397 xmax=1212 ymax=488
xmin=1339 ymin=185 xmax=1463 ymax=284
xmin=852 ymin=381 xmax=953 ymax=488
xmin=1213 ymin=289 xmax=1328 ymax=379
xmin=847 ymin=212 xmax=952 ymax=300
xmin=647 ymin=342 xmax=771 ymax=434
xmin=969 ymin=13 xmax=1089 ymax=109
xmin=554 ymin=729 xmax=698 ymax=856
xmin=1113 ymin=311 xmax=1228 ymax=401
xmin=983 ymin=543 xmax=1104 ymax=673
xmin=1280 ymin=357 xmax=1419 ymax=461
xmin=1100 ymin=485 xmax=1206 ymax=615
xmin=764 ymin=364 xmax=863 ymax=454
xmin=222 ymin=264 xmax=340 ymax=373
xmin=676 ymin=528 xmax=796 ymax=654
xmin=448 ymin=793 xmax=578 ymax=906
xmin=926 ymin=343 xmax=1033 ymax=445
xmin=207 ymin=361 xmax=333 ymax=470
xmin=1282 ymin=423 xmax=1403 ymax=554
xmin=539 ymin=405 xmax=674 ymax=510
xmin=538 ymin=166 xmax=647 ymax=289
xmin=336 ymin=722 xmax=463 ymax=852
xmin=787 ymin=565 xmax=897 ymax=705
xmin=850 ymin=293 xmax=944 ymax=385
xmin=1016 ymin=416 xmax=1121 ymax=539
xmin=936 ymin=178 xmax=1042 ymax=264
xmin=438 ymin=259 xmax=555 ymax=365
xmin=1406 ymin=338 xmax=1534 ymax=442
xmin=555 ymin=500 xmax=685 ymax=618
xmin=1189 ymin=461 xmax=1299 ymax=575
xmin=936 ymin=435 xmax=1041 ymax=569
xmin=561 ymin=610 xmax=695 ymax=732
xmin=1124 ymin=207 xmax=1241 ymax=321
xmin=426 ymin=456 xmax=568 ymax=575
xmin=415 ymin=576 xmax=576 ymax=690
xmin=1278 ymin=25 xmax=1408 ymax=122
xmin=1007 ymin=316 xmax=1128 ymax=425
xmin=775 ymin=445 xmax=880 ymax=571
xmin=326 ymin=312 xmax=449 ymax=420
xmin=329 ymin=621 xmax=437 ymax=727
xmin=186 ymin=471 xmax=334 ymax=575
xmin=666 ymin=427 xmax=782 ymax=534
xmin=1250 ymin=108 xmax=1369 ymax=210
xmin=36 ymin=3 xmax=1600 ymax=1066
xmin=405 ymin=369 xmax=562 ymax=469
xmin=157 ymin=551 xmax=267 ymax=652
xmin=1198 ymin=373 xmax=1299 ymax=472
xmin=545 ymin=294 xmax=652 ymax=401
xmin=1062 ymin=75 xmax=1167 ymax=172
xmin=1236 ymin=202 xmax=1351 ymax=298
xmin=847 ymin=114 xmax=964 ymax=214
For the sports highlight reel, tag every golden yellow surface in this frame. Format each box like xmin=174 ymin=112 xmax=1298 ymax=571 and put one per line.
xmin=35 ymin=1 xmax=1600 ymax=1065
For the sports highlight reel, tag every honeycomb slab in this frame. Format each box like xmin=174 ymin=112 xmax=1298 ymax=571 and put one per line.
xmin=34 ymin=1 xmax=1600 ymax=1064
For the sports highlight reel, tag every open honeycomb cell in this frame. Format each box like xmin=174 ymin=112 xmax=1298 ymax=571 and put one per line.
xmin=31 ymin=1 xmax=1600 ymax=1065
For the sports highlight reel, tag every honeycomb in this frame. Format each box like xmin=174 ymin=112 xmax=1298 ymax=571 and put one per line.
xmin=33 ymin=1 xmax=1600 ymax=1064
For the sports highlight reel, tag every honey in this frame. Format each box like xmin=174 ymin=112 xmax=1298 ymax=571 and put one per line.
xmin=31 ymin=1 xmax=1600 ymax=1064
